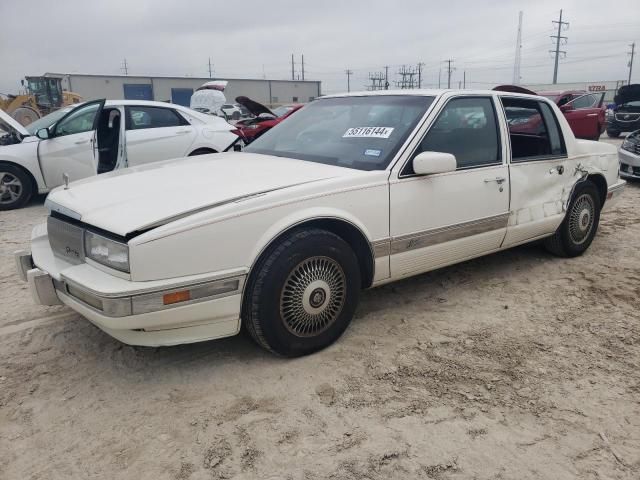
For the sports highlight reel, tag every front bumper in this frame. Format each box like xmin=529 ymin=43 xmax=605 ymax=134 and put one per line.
xmin=603 ymin=179 xmax=626 ymax=211
xmin=15 ymin=226 xmax=247 ymax=347
xmin=619 ymin=147 xmax=640 ymax=179
xmin=608 ymin=118 xmax=640 ymax=133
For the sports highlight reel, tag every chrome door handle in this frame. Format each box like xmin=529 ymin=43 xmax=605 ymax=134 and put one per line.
xmin=74 ymin=139 xmax=89 ymax=145
xmin=586 ymin=113 xmax=598 ymax=117
xmin=484 ymin=176 xmax=506 ymax=184
xmin=175 ymin=130 xmax=190 ymax=135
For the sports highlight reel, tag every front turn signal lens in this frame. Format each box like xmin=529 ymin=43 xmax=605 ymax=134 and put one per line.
xmin=163 ymin=290 xmax=191 ymax=305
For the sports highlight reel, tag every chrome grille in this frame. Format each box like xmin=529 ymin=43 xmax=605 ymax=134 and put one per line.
xmin=615 ymin=113 xmax=640 ymax=122
xmin=47 ymin=216 xmax=85 ymax=264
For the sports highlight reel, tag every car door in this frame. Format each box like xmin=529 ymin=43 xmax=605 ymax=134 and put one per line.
xmin=37 ymin=100 xmax=105 ymax=188
xmin=500 ymin=97 xmax=575 ymax=247
xmin=124 ymin=105 xmax=197 ymax=166
xmin=389 ymin=96 xmax=510 ymax=278
xmin=561 ymin=94 xmax=601 ymax=139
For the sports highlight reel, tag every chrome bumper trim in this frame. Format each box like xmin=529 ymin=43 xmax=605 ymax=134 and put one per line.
xmin=14 ymin=250 xmax=34 ymax=282
xmin=27 ymin=268 xmax=62 ymax=306
xmin=608 ymin=181 xmax=626 ymax=195
xmin=59 ymin=274 xmax=246 ymax=318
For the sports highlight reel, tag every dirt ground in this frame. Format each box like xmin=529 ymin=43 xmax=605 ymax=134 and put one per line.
xmin=1 ymin=139 xmax=639 ymax=480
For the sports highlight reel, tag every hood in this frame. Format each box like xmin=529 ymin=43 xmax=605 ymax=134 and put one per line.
xmin=492 ymin=85 xmax=538 ymax=95
xmin=0 ymin=109 xmax=30 ymax=138
xmin=190 ymin=89 xmax=226 ymax=114
xmin=614 ymin=84 xmax=640 ymax=106
xmin=46 ymin=153 xmax=361 ymax=237
xmin=235 ymin=96 xmax=274 ymax=117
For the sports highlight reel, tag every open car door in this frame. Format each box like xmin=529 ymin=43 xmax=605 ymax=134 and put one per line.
xmin=37 ymin=100 xmax=105 ymax=188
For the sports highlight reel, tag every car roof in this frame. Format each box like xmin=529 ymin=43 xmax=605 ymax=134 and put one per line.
xmin=538 ymin=90 xmax=586 ymax=97
xmin=320 ymin=88 xmax=546 ymax=100
xmin=104 ymin=99 xmax=190 ymax=109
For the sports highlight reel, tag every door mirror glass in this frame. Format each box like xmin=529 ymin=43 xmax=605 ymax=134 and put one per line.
xmin=412 ymin=151 xmax=457 ymax=175
xmin=36 ymin=128 xmax=50 ymax=140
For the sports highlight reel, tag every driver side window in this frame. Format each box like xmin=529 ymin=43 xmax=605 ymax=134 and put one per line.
xmin=55 ymin=103 xmax=100 ymax=137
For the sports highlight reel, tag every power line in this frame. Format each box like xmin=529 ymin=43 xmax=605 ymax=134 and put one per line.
xmin=550 ymin=9 xmax=569 ymax=84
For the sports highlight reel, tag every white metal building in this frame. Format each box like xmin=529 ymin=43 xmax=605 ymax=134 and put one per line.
xmin=42 ymin=73 xmax=322 ymax=107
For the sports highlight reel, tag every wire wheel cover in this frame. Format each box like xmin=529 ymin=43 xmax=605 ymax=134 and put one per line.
xmin=280 ymin=256 xmax=346 ymax=337
xmin=0 ymin=172 xmax=22 ymax=204
xmin=568 ymin=193 xmax=595 ymax=245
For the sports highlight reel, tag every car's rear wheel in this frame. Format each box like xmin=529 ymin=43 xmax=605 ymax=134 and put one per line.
xmin=0 ymin=164 xmax=33 ymax=211
xmin=544 ymin=181 xmax=601 ymax=257
xmin=606 ymin=130 xmax=620 ymax=138
xmin=242 ymin=228 xmax=361 ymax=357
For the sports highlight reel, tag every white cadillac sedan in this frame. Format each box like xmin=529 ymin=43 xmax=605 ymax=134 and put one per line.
xmin=0 ymin=100 xmax=241 ymax=210
xmin=16 ymin=90 xmax=625 ymax=357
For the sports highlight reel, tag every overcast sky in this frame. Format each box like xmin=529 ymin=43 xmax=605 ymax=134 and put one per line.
xmin=1 ymin=0 xmax=638 ymax=95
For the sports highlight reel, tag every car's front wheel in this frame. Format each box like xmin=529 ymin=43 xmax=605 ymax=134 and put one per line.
xmin=0 ymin=164 xmax=33 ymax=211
xmin=606 ymin=130 xmax=620 ymax=138
xmin=242 ymin=228 xmax=361 ymax=357
xmin=544 ymin=181 xmax=601 ymax=257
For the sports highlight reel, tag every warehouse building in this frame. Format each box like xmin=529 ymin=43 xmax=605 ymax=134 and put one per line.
xmin=523 ymin=80 xmax=627 ymax=103
xmin=41 ymin=73 xmax=322 ymax=107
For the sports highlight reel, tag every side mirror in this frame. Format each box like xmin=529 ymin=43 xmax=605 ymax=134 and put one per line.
xmin=560 ymin=103 xmax=573 ymax=112
xmin=412 ymin=151 xmax=457 ymax=175
xmin=36 ymin=128 xmax=50 ymax=140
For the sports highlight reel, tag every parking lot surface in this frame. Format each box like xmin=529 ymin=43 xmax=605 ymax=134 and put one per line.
xmin=1 ymin=138 xmax=639 ymax=480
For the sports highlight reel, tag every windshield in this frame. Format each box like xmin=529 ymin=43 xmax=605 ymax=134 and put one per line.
xmin=620 ymin=100 xmax=640 ymax=108
xmin=245 ymin=95 xmax=434 ymax=171
xmin=272 ymin=106 xmax=294 ymax=117
xmin=25 ymin=107 xmax=73 ymax=135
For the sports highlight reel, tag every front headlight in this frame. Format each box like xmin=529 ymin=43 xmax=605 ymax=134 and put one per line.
xmin=622 ymin=138 xmax=634 ymax=152
xmin=84 ymin=231 xmax=130 ymax=272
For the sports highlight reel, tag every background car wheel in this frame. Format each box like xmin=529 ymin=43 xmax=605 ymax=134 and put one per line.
xmin=606 ymin=130 xmax=620 ymax=138
xmin=0 ymin=164 xmax=33 ymax=210
xmin=242 ymin=228 xmax=361 ymax=357
xmin=188 ymin=148 xmax=217 ymax=156
xmin=544 ymin=181 xmax=601 ymax=257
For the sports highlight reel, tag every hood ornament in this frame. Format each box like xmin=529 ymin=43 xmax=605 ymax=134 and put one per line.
xmin=63 ymin=173 xmax=70 ymax=190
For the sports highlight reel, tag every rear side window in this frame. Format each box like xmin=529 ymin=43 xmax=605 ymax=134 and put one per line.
xmin=501 ymin=98 xmax=566 ymax=161
xmin=569 ymin=94 xmax=597 ymax=109
xmin=408 ymin=96 xmax=501 ymax=172
xmin=125 ymin=106 xmax=188 ymax=130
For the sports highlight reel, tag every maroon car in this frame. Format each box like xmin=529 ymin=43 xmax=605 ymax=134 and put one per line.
xmin=235 ymin=97 xmax=303 ymax=143
xmin=494 ymin=86 xmax=605 ymax=140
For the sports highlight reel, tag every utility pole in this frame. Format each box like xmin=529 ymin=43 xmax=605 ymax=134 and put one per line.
xmin=550 ymin=9 xmax=569 ymax=84
xmin=513 ymin=11 xmax=523 ymax=85
xmin=445 ymin=59 xmax=455 ymax=88
xmin=416 ymin=62 xmax=425 ymax=88
xmin=368 ymin=72 xmax=386 ymax=91
xmin=438 ymin=66 xmax=441 ymax=88
xmin=121 ymin=58 xmax=129 ymax=76
xmin=208 ymin=57 xmax=213 ymax=78
xmin=291 ymin=54 xmax=295 ymax=80
xmin=345 ymin=69 xmax=353 ymax=92
xmin=463 ymin=70 xmax=466 ymax=89
xmin=628 ymin=42 xmax=636 ymax=85
xmin=301 ymin=54 xmax=305 ymax=81
xmin=384 ymin=66 xmax=389 ymax=89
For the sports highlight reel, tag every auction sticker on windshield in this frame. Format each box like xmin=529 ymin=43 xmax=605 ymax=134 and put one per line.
xmin=343 ymin=127 xmax=394 ymax=138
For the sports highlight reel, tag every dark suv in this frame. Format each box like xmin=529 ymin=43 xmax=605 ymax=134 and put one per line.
xmin=607 ymin=84 xmax=640 ymax=138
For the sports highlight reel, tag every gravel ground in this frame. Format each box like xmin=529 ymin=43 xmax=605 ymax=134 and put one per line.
xmin=1 ymin=137 xmax=639 ymax=480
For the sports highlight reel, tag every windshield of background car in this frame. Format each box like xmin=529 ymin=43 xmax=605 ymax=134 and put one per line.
xmin=25 ymin=107 xmax=72 ymax=135
xmin=272 ymin=106 xmax=294 ymax=117
xmin=620 ymin=101 xmax=640 ymax=108
xmin=245 ymin=95 xmax=434 ymax=171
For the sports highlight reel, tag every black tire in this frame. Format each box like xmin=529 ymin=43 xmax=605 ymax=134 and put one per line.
xmin=242 ymin=228 xmax=361 ymax=357
xmin=606 ymin=130 xmax=620 ymax=138
xmin=544 ymin=181 xmax=601 ymax=257
xmin=0 ymin=163 xmax=33 ymax=211
xmin=188 ymin=148 xmax=217 ymax=156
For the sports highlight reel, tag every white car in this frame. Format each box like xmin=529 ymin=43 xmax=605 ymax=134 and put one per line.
xmin=0 ymin=100 xmax=241 ymax=210
xmin=220 ymin=104 xmax=243 ymax=120
xmin=618 ymin=129 xmax=640 ymax=179
xmin=16 ymin=90 xmax=625 ymax=357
